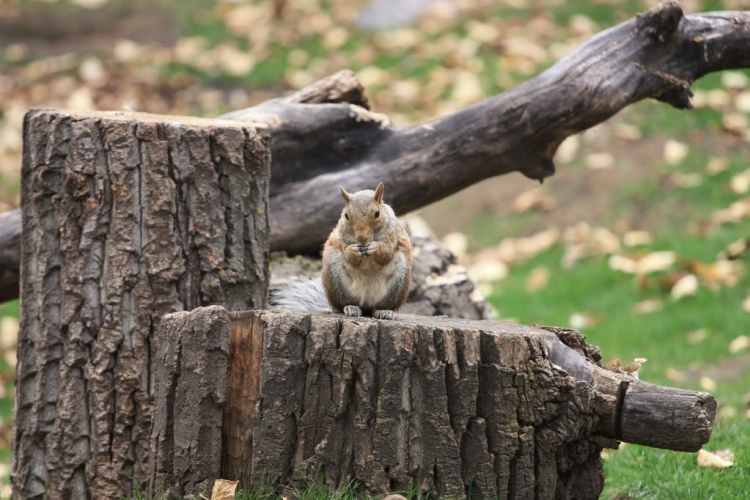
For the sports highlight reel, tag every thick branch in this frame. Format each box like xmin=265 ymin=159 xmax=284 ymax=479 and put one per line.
xmin=222 ymin=2 xmax=750 ymax=254
xmin=0 ymin=208 xmax=20 ymax=303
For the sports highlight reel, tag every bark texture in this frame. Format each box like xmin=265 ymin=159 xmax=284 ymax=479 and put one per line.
xmin=150 ymin=306 xmax=230 ymax=499
xmin=155 ymin=307 xmax=715 ymax=500
xmin=13 ymin=109 xmax=271 ymax=500
xmin=270 ymin=234 xmax=496 ymax=320
xmin=220 ymin=1 xmax=750 ymax=254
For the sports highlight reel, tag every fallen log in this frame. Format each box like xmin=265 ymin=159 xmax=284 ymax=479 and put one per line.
xmin=1 ymin=2 xmax=750 ymax=301
xmin=221 ymin=1 xmax=750 ymax=254
xmin=150 ymin=307 xmax=716 ymax=500
xmin=0 ymin=208 xmax=20 ymax=303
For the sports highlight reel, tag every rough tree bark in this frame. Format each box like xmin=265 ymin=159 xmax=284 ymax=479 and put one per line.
xmin=1 ymin=2 xmax=749 ymax=300
xmin=151 ymin=307 xmax=715 ymax=500
xmin=220 ymin=1 xmax=750 ymax=254
xmin=13 ymin=109 xmax=271 ymax=500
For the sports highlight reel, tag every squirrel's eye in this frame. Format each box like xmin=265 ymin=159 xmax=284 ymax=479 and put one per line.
xmin=374 ymin=211 xmax=380 ymax=218
xmin=345 ymin=213 xmax=349 ymax=220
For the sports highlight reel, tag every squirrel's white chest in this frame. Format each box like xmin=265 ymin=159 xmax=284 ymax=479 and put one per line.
xmin=343 ymin=253 xmax=404 ymax=308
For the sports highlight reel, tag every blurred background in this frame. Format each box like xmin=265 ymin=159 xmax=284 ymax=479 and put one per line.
xmin=0 ymin=0 xmax=749 ymax=498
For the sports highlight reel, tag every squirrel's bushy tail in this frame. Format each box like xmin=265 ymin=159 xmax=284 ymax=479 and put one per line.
xmin=269 ymin=278 xmax=331 ymax=311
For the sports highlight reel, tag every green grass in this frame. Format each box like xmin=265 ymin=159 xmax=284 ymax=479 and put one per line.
xmin=483 ymin=143 xmax=750 ymax=499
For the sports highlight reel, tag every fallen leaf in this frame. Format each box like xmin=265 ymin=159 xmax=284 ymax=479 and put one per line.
xmin=729 ymin=335 xmax=750 ymax=354
xmin=743 ymin=296 xmax=750 ymax=313
xmin=609 ymin=251 xmax=676 ymax=275
xmin=441 ymin=232 xmax=468 ymax=258
xmin=525 ymin=266 xmax=550 ymax=292
xmin=700 ymin=376 xmax=717 ymax=392
xmin=623 ymin=230 xmax=652 ymax=247
xmin=697 ymin=449 xmax=734 ymax=469
xmin=730 ymin=169 xmax=750 ymax=194
xmin=746 ymin=409 xmax=750 ymax=420
xmin=513 ymin=188 xmax=556 ymax=213
xmin=736 ymin=91 xmax=750 ymax=112
xmin=467 ymin=259 xmax=508 ymax=283
xmin=555 ymin=136 xmax=579 ymax=164
xmin=670 ymin=274 xmax=698 ymax=301
xmin=613 ymin=123 xmax=642 ymax=141
xmin=210 ymin=479 xmax=238 ymax=500
xmin=623 ymin=357 xmax=647 ymax=373
xmin=722 ymin=70 xmax=748 ymax=89
xmin=633 ymin=299 xmax=663 ymax=314
xmin=669 ymin=172 xmax=703 ymax=188
xmin=723 ymin=113 xmax=749 ymax=132
xmin=585 ymin=152 xmax=615 ymax=169
xmin=0 ymin=317 xmax=19 ymax=350
xmin=686 ymin=328 xmax=709 ymax=344
xmin=711 ymin=198 xmax=750 ymax=225
xmin=718 ymin=238 xmax=749 ymax=260
xmin=706 ymin=157 xmax=730 ymax=176
xmin=665 ymin=367 xmax=685 ymax=383
xmin=663 ymin=139 xmax=689 ymax=165
xmin=569 ymin=312 xmax=597 ymax=329
xmin=604 ymin=359 xmax=621 ymax=370
xmin=717 ymin=405 xmax=737 ymax=420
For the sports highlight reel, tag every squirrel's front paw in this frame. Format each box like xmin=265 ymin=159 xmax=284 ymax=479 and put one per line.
xmin=361 ymin=242 xmax=380 ymax=257
xmin=374 ymin=310 xmax=394 ymax=320
xmin=344 ymin=305 xmax=363 ymax=317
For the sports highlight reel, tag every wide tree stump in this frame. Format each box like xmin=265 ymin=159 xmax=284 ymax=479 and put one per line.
xmin=13 ymin=109 xmax=271 ymax=500
xmin=151 ymin=307 xmax=715 ymax=500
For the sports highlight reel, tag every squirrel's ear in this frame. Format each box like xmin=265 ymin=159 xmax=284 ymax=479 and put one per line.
xmin=340 ymin=186 xmax=351 ymax=204
xmin=374 ymin=182 xmax=384 ymax=203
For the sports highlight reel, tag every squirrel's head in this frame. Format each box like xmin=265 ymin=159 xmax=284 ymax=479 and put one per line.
xmin=338 ymin=182 xmax=388 ymax=245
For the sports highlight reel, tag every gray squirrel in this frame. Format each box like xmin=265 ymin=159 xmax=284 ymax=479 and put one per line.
xmin=270 ymin=183 xmax=413 ymax=320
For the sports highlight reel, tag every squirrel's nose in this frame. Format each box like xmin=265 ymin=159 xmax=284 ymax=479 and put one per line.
xmin=356 ymin=235 xmax=368 ymax=244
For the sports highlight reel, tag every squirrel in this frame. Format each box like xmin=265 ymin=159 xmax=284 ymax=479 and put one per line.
xmin=270 ymin=182 xmax=412 ymax=320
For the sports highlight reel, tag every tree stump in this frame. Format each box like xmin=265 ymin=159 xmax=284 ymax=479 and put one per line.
xmin=151 ymin=307 xmax=716 ymax=500
xmin=13 ymin=109 xmax=271 ymax=500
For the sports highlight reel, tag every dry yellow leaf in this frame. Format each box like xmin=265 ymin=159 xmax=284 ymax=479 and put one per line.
xmin=700 ymin=376 xmax=717 ymax=392
xmin=441 ymin=232 xmax=469 ymax=258
xmin=623 ymin=358 xmax=647 ymax=373
xmin=729 ymin=335 xmax=750 ymax=353
xmin=697 ymin=449 xmax=734 ymax=469
xmin=743 ymin=296 xmax=750 ymax=313
xmin=706 ymin=157 xmax=730 ymax=176
xmin=633 ymin=299 xmax=663 ymax=315
xmin=670 ymin=273 xmax=698 ymax=301
xmin=525 ymin=266 xmax=550 ymax=292
xmin=467 ymin=259 xmax=508 ymax=283
xmin=585 ymin=152 xmax=615 ymax=170
xmin=513 ymin=188 xmax=556 ymax=213
xmin=663 ymin=139 xmax=689 ymax=165
xmin=730 ymin=169 xmax=750 ymax=194
xmin=604 ymin=359 xmax=621 ymax=370
xmin=665 ymin=368 xmax=685 ymax=383
xmin=686 ymin=328 xmax=709 ymax=344
xmin=210 ymin=479 xmax=238 ymax=500
xmin=623 ymin=230 xmax=652 ymax=247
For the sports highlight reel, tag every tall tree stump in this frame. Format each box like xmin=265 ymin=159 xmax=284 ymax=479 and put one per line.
xmin=13 ymin=109 xmax=271 ymax=500
xmin=152 ymin=307 xmax=715 ymax=500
